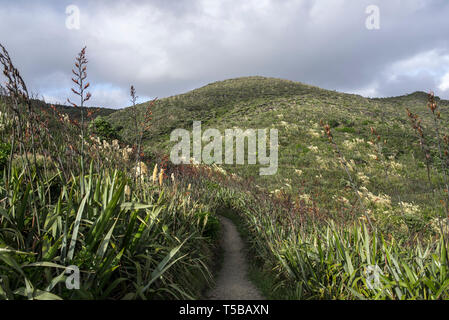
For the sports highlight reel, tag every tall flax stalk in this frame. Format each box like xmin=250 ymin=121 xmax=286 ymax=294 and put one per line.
xmin=0 ymin=43 xmax=44 ymax=243
xmin=0 ymin=44 xmax=33 ymax=182
xmin=130 ymin=85 xmax=140 ymax=182
xmin=427 ymin=93 xmax=449 ymax=211
xmin=68 ymin=47 xmax=91 ymax=194
xmin=427 ymin=92 xmax=449 ymax=241
xmin=129 ymin=85 xmax=156 ymax=186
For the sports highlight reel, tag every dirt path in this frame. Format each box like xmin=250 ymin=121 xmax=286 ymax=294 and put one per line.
xmin=207 ymin=216 xmax=264 ymax=300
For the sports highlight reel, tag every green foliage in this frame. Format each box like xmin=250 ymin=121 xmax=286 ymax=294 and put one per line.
xmin=90 ymin=116 xmax=121 ymax=141
xmin=0 ymin=167 xmax=216 ymax=300
xmin=328 ymin=119 xmax=340 ymax=128
xmin=0 ymin=142 xmax=10 ymax=170
xmin=197 ymin=211 xmax=221 ymax=241
xmin=335 ymin=126 xmax=356 ymax=133
xmin=186 ymin=173 xmax=449 ymax=300
xmin=107 ymin=77 xmax=449 ymax=238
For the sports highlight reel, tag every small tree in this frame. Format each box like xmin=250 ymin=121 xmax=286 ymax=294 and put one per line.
xmin=90 ymin=116 xmax=120 ymax=141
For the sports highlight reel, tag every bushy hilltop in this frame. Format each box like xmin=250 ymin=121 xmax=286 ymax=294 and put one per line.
xmin=108 ymin=76 xmax=449 ymax=150
xmin=107 ymin=76 xmax=449 ymax=237
xmin=107 ymin=76 xmax=329 ymax=145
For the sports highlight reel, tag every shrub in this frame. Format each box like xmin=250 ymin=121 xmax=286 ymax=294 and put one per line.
xmin=90 ymin=116 xmax=120 ymax=140
xmin=328 ymin=119 xmax=340 ymax=128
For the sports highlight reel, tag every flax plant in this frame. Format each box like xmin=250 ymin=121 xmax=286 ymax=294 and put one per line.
xmin=67 ymin=47 xmax=91 ymax=195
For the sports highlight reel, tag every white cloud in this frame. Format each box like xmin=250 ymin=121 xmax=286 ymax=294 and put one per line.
xmin=439 ymin=72 xmax=449 ymax=92
xmin=388 ymin=50 xmax=449 ymax=77
xmin=371 ymin=49 xmax=449 ymax=97
xmin=1 ymin=0 xmax=449 ymax=108
xmin=350 ymin=86 xmax=378 ymax=98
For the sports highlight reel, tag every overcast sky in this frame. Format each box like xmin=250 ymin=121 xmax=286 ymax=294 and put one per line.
xmin=1 ymin=0 xmax=449 ymax=108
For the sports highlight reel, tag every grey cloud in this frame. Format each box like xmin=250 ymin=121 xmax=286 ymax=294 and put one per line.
xmin=1 ymin=0 xmax=449 ymax=109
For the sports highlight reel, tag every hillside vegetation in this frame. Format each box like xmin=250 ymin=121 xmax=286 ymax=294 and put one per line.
xmin=108 ymin=76 xmax=449 ymax=237
xmin=1 ymin=40 xmax=449 ymax=300
xmin=107 ymin=77 xmax=449 ymax=299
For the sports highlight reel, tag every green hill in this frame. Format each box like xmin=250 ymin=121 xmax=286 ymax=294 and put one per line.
xmin=108 ymin=76 xmax=449 ymax=237
xmin=108 ymin=76 xmax=330 ymax=145
xmin=108 ymin=76 xmax=449 ymax=150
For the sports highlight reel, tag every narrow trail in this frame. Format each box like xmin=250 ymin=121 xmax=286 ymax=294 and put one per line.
xmin=207 ymin=216 xmax=264 ymax=300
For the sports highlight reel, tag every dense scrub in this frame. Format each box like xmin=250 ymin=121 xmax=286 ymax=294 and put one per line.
xmin=177 ymin=165 xmax=449 ymax=299
xmin=0 ymin=45 xmax=218 ymax=300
